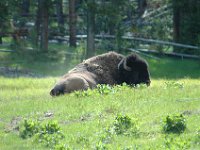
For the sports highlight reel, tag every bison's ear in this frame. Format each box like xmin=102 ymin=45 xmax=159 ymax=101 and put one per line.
xmin=126 ymin=54 xmax=137 ymax=63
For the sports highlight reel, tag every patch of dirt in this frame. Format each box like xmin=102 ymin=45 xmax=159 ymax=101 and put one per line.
xmin=0 ymin=67 xmax=40 ymax=77
xmin=182 ymin=110 xmax=200 ymax=116
xmin=44 ymin=112 xmax=54 ymax=118
xmin=38 ymin=111 xmax=54 ymax=121
xmin=4 ymin=116 xmax=22 ymax=132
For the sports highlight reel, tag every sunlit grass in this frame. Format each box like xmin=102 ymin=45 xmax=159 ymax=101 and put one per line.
xmin=0 ymin=77 xmax=200 ymax=149
xmin=0 ymin=42 xmax=200 ymax=149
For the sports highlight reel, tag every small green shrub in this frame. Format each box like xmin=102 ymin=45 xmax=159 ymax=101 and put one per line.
xmin=20 ymin=119 xmax=65 ymax=149
xmin=163 ymin=114 xmax=186 ymax=134
xmin=112 ymin=114 xmax=139 ymax=136
xmin=20 ymin=119 xmax=40 ymax=139
xmin=36 ymin=121 xmax=65 ymax=148
xmin=40 ymin=121 xmax=61 ymax=134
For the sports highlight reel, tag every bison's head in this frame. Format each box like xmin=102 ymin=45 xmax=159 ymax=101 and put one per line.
xmin=50 ymin=75 xmax=90 ymax=96
xmin=118 ymin=53 xmax=151 ymax=86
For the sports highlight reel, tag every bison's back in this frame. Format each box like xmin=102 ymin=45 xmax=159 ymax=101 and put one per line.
xmin=83 ymin=52 xmax=124 ymax=84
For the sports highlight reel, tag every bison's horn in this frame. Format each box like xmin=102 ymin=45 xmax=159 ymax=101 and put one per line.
xmin=123 ymin=58 xmax=132 ymax=71
xmin=118 ymin=59 xmax=123 ymax=70
xmin=118 ymin=59 xmax=132 ymax=71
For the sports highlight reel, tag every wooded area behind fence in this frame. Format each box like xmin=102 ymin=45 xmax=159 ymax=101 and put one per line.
xmin=0 ymin=0 xmax=200 ymax=59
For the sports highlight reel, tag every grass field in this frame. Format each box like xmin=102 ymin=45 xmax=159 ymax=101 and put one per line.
xmin=0 ymin=49 xmax=200 ymax=149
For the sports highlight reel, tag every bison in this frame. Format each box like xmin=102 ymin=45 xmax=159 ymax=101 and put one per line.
xmin=50 ymin=52 xmax=150 ymax=96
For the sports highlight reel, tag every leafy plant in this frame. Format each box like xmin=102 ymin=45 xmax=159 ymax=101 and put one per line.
xmin=163 ymin=114 xmax=186 ymax=134
xmin=40 ymin=121 xmax=61 ymax=134
xmin=112 ymin=114 xmax=139 ymax=136
xmin=74 ymin=89 xmax=93 ymax=97
xmin=20 ymin=119 xmax=65 ymax=149
xmin=20 ymin=119 xmax=40 ymax=139
xmin=97 ymin=84 xmax=116 ymax=95
xmin=37 ymin=121 xmax=65 ymax=148
xmin=74 ymin=84 xmax=117 ymax=97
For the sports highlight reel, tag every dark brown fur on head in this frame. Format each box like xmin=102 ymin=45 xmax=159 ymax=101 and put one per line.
xmin=118 ymin=53 xmax=151 ymax=86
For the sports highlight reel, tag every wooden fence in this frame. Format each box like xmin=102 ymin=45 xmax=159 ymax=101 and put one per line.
xmin=0 ymin=34 xmax=199 ymax=59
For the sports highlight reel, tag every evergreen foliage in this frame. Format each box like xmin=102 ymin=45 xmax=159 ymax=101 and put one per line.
xmin=0 ymin=0 xmax=199 ymax=55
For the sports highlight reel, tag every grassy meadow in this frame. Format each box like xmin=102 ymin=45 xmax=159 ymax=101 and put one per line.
xmin=0 ymin=47 xmax=200 ymax=149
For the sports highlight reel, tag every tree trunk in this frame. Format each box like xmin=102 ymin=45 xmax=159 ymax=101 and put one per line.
xmin=0 ymin=37 xmax=2 ymax=44
xmin=56 ymin=0 xmax=64 ymax=35
xmin=34 ymin=0 xmax=42 ymax=47
xmin=86 ymin=0 xmax=95 ymax=58
xmin=138 ymin=0 xmax=147 ymax=17
xmin=21 ymin=0 xmax=30 ymax=16
xmin=172 ymin=0 xmax=200 ymax=54
xmin=172 ymin=1 xmax=180 ymax=52
xmin=69 ymin=0 xmax=77 ymax=47
xmin=40 ymin=0 xmax=49 ymax=51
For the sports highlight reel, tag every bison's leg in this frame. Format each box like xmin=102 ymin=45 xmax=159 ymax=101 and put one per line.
xmin=50 ymin=76 xmax=90 ymax=96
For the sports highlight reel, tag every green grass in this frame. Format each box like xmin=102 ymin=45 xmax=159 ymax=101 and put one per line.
xmin=0 ymin=43 xmax=200 ymax=149
xmin=0 ymin=77 xmax=200 ymax=149
xmin=149 ymin=57 xmax=200 ymax=79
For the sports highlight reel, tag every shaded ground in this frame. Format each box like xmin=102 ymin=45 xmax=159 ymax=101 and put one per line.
xmin=0 ymin=67 xmax=40 ymax=77
xmin=0 ymin=50 xmax=200 ymax=79
xmin=148 ymin=56 xmax=200 ymax=79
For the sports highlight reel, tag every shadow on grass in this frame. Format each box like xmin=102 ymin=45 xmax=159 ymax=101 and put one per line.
xmin=148 ymin=57 xmax=200 ymax=79
xmin=0 ymin=55 xmax=81 ymax=77
xmin=1 ymin=50 xmax=200 ymax=79
xmin=0 ymin=44 xmax=84 ymax=77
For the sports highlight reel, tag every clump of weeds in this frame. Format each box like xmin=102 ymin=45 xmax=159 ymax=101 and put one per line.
xmin=163 ymin=114 xmax=186 ymax=134
xmin=19 ymin=119 xmax=68 ymax=149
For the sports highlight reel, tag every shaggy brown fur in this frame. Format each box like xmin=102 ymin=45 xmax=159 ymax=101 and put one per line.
xmin=50 ymin=52 xmax=124 ymax=96
xmin=50 ymin=52 xmax=151 ymax=96
xmin=83 ymin=52 xmax=124 ymax=84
